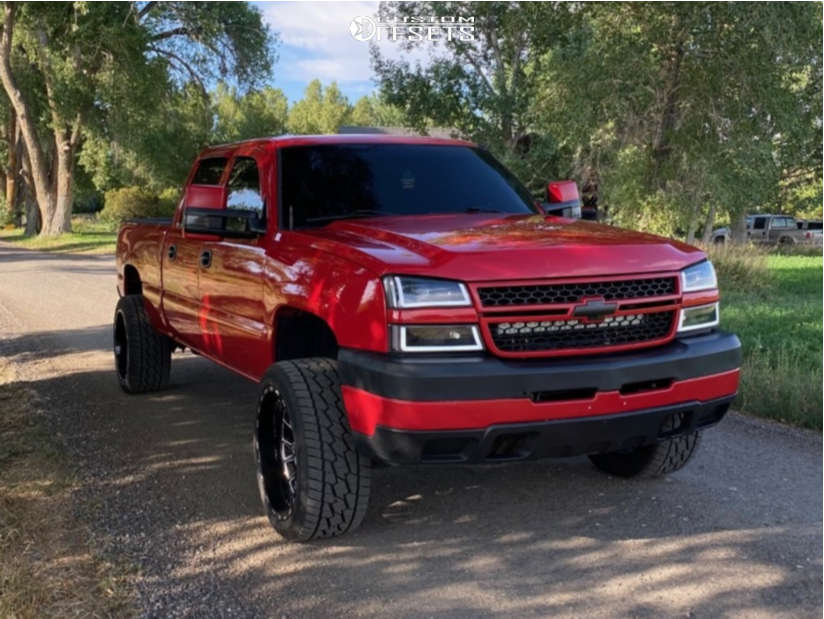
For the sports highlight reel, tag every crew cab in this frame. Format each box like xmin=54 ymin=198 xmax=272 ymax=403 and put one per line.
xmin=713 ymin=214 xmax=811 ymax=245
xmin=114 ymin=135 xmax=741 ymax=541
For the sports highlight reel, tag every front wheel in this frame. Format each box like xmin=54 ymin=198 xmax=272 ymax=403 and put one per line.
xmin=254 ymin=358 xmax=371 ymax=541
xmin=589 ymin=414 xmax=701 ymax=478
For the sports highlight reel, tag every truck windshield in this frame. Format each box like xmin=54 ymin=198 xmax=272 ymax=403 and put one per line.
xmin=280 ymin=144 xmax=539 ymax=228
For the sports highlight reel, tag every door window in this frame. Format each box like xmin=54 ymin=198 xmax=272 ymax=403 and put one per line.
xmin=752 ymin=217 xmax=767 ymax=230
xmin=226 ymin=157 xmax=264 ymax=217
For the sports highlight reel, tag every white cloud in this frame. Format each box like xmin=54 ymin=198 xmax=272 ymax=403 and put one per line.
xmin=258 ymin=1 xmax=438 ymax=90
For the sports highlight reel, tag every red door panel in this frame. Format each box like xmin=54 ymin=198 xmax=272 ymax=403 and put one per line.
xmin=161 ymin=228 xmax=202 ymax=349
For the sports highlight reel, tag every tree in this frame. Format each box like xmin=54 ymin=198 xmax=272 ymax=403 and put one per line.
xmin=350 ymin=94 xmax=405 ymax=128
xmin=0 ymin=1 xmax=274 ymax=235
xmin=287 ymin=80 xmax=352 ymax=134
xmin=373 ymin=2 xmax=821 ymax=238
xmin=213 ymin=82 xmax=289 ymax=144
xmin=372 ymin=2 xmax=578 ymax=192
xmin=535 ymin=2 xmax=822 ymax=239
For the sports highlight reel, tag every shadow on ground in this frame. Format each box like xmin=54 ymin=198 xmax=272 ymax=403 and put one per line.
xmin=2 ymin=325 xmax=821 ymax=617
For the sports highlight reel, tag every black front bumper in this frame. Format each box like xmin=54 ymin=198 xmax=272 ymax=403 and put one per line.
xmin=353 ymin=396 xmax=734 ymax=465
xmin=339 ymin=331 xmax=741 ymax=402
xmin=340 ymin=331 xmax=741 ymax=466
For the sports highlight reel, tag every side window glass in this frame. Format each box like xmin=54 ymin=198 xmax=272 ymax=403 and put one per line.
xmin=753 ymin=217 xmax=767 ymax=230
xmin=192 ymin=157 xmax=228 ymax=185
xmin=226 ymin=157 xmax=264 ymax=216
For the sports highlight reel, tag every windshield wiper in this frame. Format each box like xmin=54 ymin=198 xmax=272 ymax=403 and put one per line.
xmin=305 ymin=209 xmax=391 ymax=224
xmin=460 ymin=207 xmax=507 ymax=214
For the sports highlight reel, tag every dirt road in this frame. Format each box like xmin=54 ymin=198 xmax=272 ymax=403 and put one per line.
xmin=0 ymin=243 xmax=821 ymax=618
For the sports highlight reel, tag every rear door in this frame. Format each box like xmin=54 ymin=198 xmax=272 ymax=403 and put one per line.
xmin=749 ymin=216 xmax=768 ymax=242
xmin=197 ymin=147 xmax=269 ymax=377
xmin=161 ymin=156 xmax=228 ymax=350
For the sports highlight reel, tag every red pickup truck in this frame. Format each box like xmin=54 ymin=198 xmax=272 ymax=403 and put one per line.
xmin=115 ymin=134 xmax=741 ymax=541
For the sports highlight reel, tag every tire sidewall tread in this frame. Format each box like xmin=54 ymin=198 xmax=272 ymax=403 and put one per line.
xmin=114 ymin=295 xmax=171 ymax=394
xmin=254 ymin=358 xmax=371 ymax=542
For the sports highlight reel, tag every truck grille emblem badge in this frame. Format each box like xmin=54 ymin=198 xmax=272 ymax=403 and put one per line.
xmin=572 ymin=299 xmax=618 ymax=320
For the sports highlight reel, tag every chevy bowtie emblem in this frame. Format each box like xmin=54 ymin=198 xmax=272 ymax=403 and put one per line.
xmin=573 ymin=299 xmax=617 ymax=320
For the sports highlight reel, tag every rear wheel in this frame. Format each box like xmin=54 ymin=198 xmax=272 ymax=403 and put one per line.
xmin=254 ymin=358 xmax=371 ymax=541
xmin=589 ymin=414 xmax=701 ymax=478
xmin=113 ymin=295 xmax=171 ymax=393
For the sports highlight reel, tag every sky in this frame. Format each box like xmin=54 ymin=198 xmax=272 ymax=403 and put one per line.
xmin=255 ymin=1 xmax=432 ymax=103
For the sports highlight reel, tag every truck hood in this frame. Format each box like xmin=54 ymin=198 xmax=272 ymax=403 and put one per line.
xmin=300 ymin=213 xmax=705 ymax=281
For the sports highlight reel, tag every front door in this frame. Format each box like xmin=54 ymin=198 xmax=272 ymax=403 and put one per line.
xmin=197 ymin=150 xmax=269 ymax=377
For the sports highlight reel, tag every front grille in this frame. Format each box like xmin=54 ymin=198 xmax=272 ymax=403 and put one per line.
xmin=490 ymin=311 xmax=675 ymax=353
xmin=478 ymin=277 xmax=676 ymax=307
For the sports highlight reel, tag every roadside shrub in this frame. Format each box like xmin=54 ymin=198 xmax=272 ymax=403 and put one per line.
xmin=701 ymin=242 xmax=769 ymax=291
xmin=0 ymin=194 xmax=13 ymax=228
xmin=100 ymin=186 xmax=177 ymax=223
xmin=158 ymin=187 xmax=181 ymax=213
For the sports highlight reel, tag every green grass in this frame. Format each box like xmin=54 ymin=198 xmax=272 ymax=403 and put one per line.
xmin=0 ymin=217 xmax=116 ymax=254
xmin=720 ymin=253 xmax=822 ymax=429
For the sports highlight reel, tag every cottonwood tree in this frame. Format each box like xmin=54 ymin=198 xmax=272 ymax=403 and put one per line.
xmin=287 ymin=80 xmax=352 ymax=134
xmin=371 ymin=1 xmax=579 ymax=192
xmin=350 ymin=94 xmax=405 ymax=128
xmin=0 ymin=1 xmax=274 ymax=235
xmin=212 ymin=82 xmax=289 ymax=144
xmin=536 ymin=2 xmax=822 ymax=239
xmin=373 ymin=2 xmax=821 ymax=238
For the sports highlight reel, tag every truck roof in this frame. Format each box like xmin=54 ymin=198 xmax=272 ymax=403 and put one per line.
xmin=200 ymin=133 xmax=476 ymax=158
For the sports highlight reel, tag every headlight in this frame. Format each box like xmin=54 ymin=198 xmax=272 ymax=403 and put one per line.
xmin=678 ymin=302 xmax=719 ymax=333
xmin=391 ymin=324 xmax=483 ymax=352
xmin=680 ymin=260 xmax=717 ymax=292
xmin=383 ymin=276 xmax=471 ymax=308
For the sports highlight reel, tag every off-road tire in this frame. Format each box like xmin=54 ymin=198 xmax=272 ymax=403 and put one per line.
xmin=113 ymin=295 xmax=171 ymax=393
xmin=254 ymin=358 xmax=371 ymax=542
xmin=589 ymin=413 xmax=701 ymax=478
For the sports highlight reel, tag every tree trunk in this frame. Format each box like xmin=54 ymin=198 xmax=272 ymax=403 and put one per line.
xmin=686 ymin=214 xmax=699 ymax=245
xmin=6 ymin=108 xmax=16 ymax=213
xmin=701 ymin=203 xmax=717 ymax=244
xmin=20 ymin=145 xmax=38 ymax=234
xmin=685 ymin=191 xmax=700 ymax=245
xmin=46 ymin=143 xmax=73 ymax=235
xmin=0 ymin=3 xmax=59 ymax=235
xmin=730 ymin=211 xmax=748 ymax=243
xmin=23 ymin=197 xmax=39 ymax=234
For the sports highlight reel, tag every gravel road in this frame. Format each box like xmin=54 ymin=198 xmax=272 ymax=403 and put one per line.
xmin=0 ymin=243 xmax=821 ymax=618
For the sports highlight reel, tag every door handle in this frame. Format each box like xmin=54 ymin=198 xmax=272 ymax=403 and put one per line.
xmin=200 ymin=250 xmax=212 ymax=268
xmin=167 ymin=244 xmax=177 ymax=261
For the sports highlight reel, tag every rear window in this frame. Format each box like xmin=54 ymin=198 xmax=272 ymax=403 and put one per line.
xmin=279 ymin=144 xmax=538 ymax=228
xmin=191 ymin=157 xmax=228 ymax=185
xmin=806 ymin=221 xmax=822 ymax=230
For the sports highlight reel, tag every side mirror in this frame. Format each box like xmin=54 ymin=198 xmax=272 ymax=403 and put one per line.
xmin=183 ymin=207 xmax=266 ymax=238
xmin=543 ymin=180 xmax=582 ymax=219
